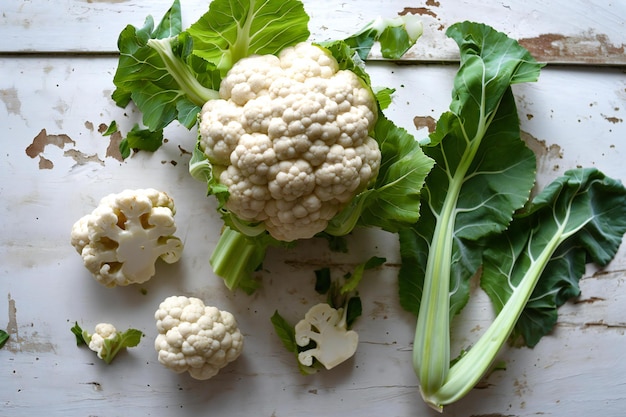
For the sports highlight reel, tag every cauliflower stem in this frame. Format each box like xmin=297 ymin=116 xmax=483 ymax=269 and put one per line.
xmin=209 ymin=226 xmax=270 ymax=293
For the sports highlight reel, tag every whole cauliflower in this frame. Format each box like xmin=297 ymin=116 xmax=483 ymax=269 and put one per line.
xmin=70 ymin=188 xmax=184 ymax=287
xmin=154 ymin=295 xmax=244 ymax=380
xmin=198 ymin=42 xmax=381 ymax=241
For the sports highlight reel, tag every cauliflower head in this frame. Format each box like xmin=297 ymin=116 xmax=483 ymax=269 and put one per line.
xmin=198 ymin=42 xmax=381 ymax=241
xmin=154 ymin=295 xmax=244 ymax=380
xmin=71 ymin=188 xmax=183 ymax=287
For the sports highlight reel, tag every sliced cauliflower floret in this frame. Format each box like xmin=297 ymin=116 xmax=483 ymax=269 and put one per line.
xmin=295 ymin=303 xmax=359 ymax=370
xmin=154 ymin=296 xmax=244 ymax=380
xmin=198 ymin=42 xmax=381 ymax=242
xmin=70 ymin=188 xmax=183 ymax=287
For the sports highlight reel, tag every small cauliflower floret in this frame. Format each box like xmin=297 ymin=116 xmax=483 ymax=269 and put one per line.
xmin=198 ymin=42 xmax=381 ymax=242
xmin=88 ymin=323 xmax=118 ymax=360
xmin=154 ymin=296 xmax=244 ymax=380
xmin=294 ymin=303 xmax=359 ymax=370
xmin=75 ymin=322 xmax=143 ymax=364
xmin=70 ymin=188 xmax=183 ymax=287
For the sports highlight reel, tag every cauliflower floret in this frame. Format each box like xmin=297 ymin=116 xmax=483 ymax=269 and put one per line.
xmin=88 ymin=323 xmax=118 ymax=360
xmin=198 ymin=42 xmax=381 ymax=242
xmin=154 ymin=296 xmax=244 ymax=380
xmin=70 ymin=188 xmax=183 ymax=287
xmin=295 ymin=303 xmax=359 ymax=370
xmin=75 ymin=322 xmax=143 ymax=364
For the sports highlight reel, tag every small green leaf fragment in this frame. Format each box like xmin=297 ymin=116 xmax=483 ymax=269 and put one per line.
xmin=341 ymin=256 xmax=386 ymax=294
xmin=345 ymin=296 xmax=362 ymax=329
xmin=100 ymin=328 xmax=143 ymax=364
xmin=270 ymin=311 xmax=322 ymax=375
xmin=71 ymin=322 xmax=87 ymax=346
xmin=270 ymin=310 xmax=298 ymax=353
xmin=374 ymin=87 xmax=395 ymax=110
xmin=314 ymin=268 xmax=332 ymax=295
xmin=101 ymin=121 xmax=119 ymax=136
xmin=0 ymin=330 xmax=9 ymax=349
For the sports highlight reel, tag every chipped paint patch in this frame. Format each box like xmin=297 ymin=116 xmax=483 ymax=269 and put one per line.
xmin=105 ymin=131 xmax=124 ymax=162
xmin=519 ymin=31 xmax=626 ymax=65
xmin=521 ymin=131 xmax=563 ymax=171
xmin=602 ymin=114 xmax=623 ymax=124
xmin=25 ymin=128 xmax=107 ymax=168
xmin=25 ymin=129 xmax=75 ymax=169
xmin=400 ymin=7 xmax=437 ymax=18
xmin=63 ymin=149 xmax=104 ymax=166
xmin=7 ymin=294 xmax=18 ymax=336
xmin=5 ymin=294 xmax=57 ymax=353
xmin=0 ymin=88 xmax=21 ymax=116
xmin=413 ymin=115 xmax=437 ymax=133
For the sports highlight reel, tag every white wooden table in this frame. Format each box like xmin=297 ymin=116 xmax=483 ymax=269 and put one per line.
xmin=1 ymin=1 xmax=625 ymax=416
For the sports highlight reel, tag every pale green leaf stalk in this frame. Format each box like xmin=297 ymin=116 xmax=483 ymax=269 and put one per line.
xmin=425 ymin=168 xmax=626 ymax=409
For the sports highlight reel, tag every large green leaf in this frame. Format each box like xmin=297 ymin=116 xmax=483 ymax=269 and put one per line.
xmin=397 ymin=21 xmax=543 ymax=398
xmin=481 ymin=168 xmax=626 ymax=347
xmin=112 ymin=1 xmax=219 ymax=131
xmin=187 ymin=0 xmax=310 ymax=72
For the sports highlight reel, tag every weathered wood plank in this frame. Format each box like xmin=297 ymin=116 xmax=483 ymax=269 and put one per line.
xmin=1 ymin=55 xmax=625 ymax=416
xmin=1 ymin=0 xmax=625 ymax=65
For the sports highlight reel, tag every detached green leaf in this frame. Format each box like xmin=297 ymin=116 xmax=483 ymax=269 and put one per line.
xmin=188 ymin=0 xmax=310 ymax=72
xmin=430 ymin=168 xmax=626 ymax=408
xmin=336 ymin=14 xmax=423 ymax=60
xmin=118 ymin=124 xmax=164 ymax=159
xmin=345 ymin=296 xmax=362 ymax=329
xmin=101 ymin=121 xmax=118 ymax=137
xmin=314 ymin=267 xmax=332 ymax=295
xmin=270 ymin=311 xmax=320 ymax=375
xmin=0 ymin=330 xmax=9 ymax=349
xmin=398 ymin=22 xmax=543 ymax=316
xmin=341 ymin=256 xmax=386 ymax=294
xmin=397 ymin=21 xmax=543 ymax=399
xmin=482 ymin=168 xmax=626 ymax=347
xmin=271 ymin=310 xmax=298 ymax=353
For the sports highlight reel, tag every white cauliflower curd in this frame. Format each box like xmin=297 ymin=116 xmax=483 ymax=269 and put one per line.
xmin=70 ymin=188 xmax=183 ymax=287
xmin=198 ymin=42 xmax=382 ymax=241
xmin=154 ymin=295 xmax=244 ymax=380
